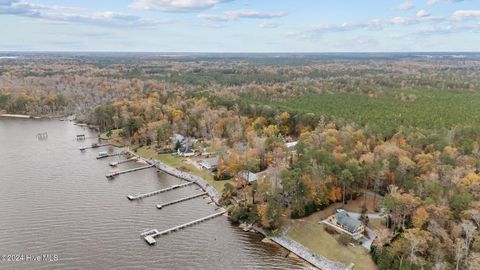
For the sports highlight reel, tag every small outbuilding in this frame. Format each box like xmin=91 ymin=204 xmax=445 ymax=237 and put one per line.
xmin=199 ymin=157 xmax=219 ymax=171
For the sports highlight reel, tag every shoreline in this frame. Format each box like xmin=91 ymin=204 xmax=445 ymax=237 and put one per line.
xmin=127 ymin=150 xmax=221 ymax=205
xmin=131 ymin=148 xmax=346 ymax=270
xmin=0 ymin=113 xmax=73 ymax=120
xmin=122 ymin=145 xmax=348 ymax=270
xmin=0 ymin=113 xmax=39 ymax=119
xmin=130 ymin=147 xmax=347 ymax=270
xmin=253 ymin=226 xmax=347 ymax=270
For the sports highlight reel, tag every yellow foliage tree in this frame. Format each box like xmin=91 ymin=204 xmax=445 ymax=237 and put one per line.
xmin=412 ymin=206 xmax=429 ymax=228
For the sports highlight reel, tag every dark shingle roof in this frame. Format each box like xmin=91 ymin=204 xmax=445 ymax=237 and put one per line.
xmin=336 ymin=212 xmax=362 ymax=233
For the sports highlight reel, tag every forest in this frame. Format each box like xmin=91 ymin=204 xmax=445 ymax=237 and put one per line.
xmin=1 ymin=52 xmax=479 ymax=269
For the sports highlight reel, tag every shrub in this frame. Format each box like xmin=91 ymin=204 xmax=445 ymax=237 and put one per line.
xmin=324 ymin=226 xmax=338 ymax=234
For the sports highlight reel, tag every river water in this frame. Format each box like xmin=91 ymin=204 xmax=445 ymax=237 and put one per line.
xmin=0 ymin=119 xmax=308 ymax=270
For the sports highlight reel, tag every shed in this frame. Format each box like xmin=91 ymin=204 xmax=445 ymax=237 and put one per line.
xmin=199 ymin=157 xmax=219 ymax=171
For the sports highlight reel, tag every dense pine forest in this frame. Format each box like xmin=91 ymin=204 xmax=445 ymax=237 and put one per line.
xmin=1 ymin=53 xmax=480 ymax=269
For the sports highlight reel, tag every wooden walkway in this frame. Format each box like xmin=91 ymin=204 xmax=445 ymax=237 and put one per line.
xmin=106 ymin=164 xmax=154 ymax=178
xmin=118 ymin=157 xmax=137 ymax=164
xmin=97 ymin=152 xmax=124 ymax=159
xmin=109 ymin=157 xmax=137 ymax=167
xmin=141 ymin=209 xmax=226 ymax=245
xmin=127 ymin=182 xmax=194 ymax=200
xmin=156 ymin=192 xmax=207 ymax=209
xmin=82 ymin=143 xmax=110 ymax=151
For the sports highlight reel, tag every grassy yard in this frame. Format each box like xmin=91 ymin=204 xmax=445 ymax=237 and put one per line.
xmin=99 ymin=129 xmax=125 ymax=147
xmin=99 ymin=128 xmax=123 ymax=140
xmin=134 ymin=146 xmax=233 ymax=192
xmin=286 ymin=210 xmax=377 ymax=270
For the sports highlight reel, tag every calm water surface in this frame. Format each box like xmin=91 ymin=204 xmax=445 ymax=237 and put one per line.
xmin=0 ymin=119 xmax=309 ymax=270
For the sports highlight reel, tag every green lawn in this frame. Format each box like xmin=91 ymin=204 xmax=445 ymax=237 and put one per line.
xmin=100 ymin=129 xmax=125 ymax=147
xmin=286 ymin=210 xmax=377 ymax=270
xmin=135 ymin=146 xmax=233 ymax=192
xmin=99 ymin=128 xmax=123 ymax=140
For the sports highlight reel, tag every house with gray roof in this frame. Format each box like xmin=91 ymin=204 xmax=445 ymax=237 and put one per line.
xmin=325 ymin=211 xmax=365 ymax=238
xmin=199 ymin=157 xmax=219 ymax=171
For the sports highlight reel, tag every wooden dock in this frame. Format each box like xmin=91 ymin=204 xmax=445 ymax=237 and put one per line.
xmin=141 ymin=209 xmax=227 ymax=245
xmin=97 ymin=152 xmax=123 ymax=159
xmin=127 ymin=182 xmax=194 ymax=200
xmin=106 ymin=164 xmax=154 ymax=178
xmin=156 ymin=192 xmax=207 ymax=209
xmin=109 ymin=157 xmax=137 ymax=167
xmin=81 ymin=143 xmax=110 ymax=151
xmin=118 ymin=157 xmax=138 ymax=164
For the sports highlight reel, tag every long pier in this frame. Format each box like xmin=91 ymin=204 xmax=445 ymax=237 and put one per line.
xmin=109 ymin=157 xmax=138 ymax=167
xmin=156 ymin=192 xmax=207 ymax=209
xmin=118 ymin=157 xmax=138 ymax=164
xmin=81 ymin=143 xmax=109 ymax=150
xmin=141 ymin=209 xmax=227 ymax=245
xmin=97 ymin=152 xmax=125 ymax=159
xmin=106 ymin=164 xmax=154 ymax=178
xmin=127 ymin=182 xmax=195 ymax=200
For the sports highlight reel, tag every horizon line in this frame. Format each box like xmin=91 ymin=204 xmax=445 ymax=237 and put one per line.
xmin=1 ymin=51 xmax=480 ymax=54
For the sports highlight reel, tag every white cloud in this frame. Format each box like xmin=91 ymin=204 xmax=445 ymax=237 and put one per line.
xmin=259 ymin=22 xmax=279 ymax=28
xmin=427 ymin=0 xmax=467 ymax=5
xmin=416 ymin=10 xmax=430 ymax=18
xmin=0 ymin=0 xmax=171 ymax=27
xmin=198 ymin=13 xmax=229 ymax=21
xmin=199 ymin=9 xmax=285 ymax=21
xmin=396 ymin=1 xmax=415 ymax=11
xmin=390 ymin=16 xmax=413 ymax=25
xmin=290 ymin=13 xmax=452 ymax=40
xmin=452 ymin=10 xmax=480 ymax=20
xmin=130 ymin=0 xmax=231 ymax=12
xmin=225 ymin=10 xmax=285 ymax=19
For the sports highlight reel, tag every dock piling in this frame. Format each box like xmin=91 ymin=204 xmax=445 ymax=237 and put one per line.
xmin=156 ymin=192 xmax=207 ymax=209
xmin=127 ymin=182 xmax=195 ymax=200
xmin=141 ymin=209 xmax=226 ymax=245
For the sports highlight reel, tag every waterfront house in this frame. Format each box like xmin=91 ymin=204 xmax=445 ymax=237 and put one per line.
xmin=238 ymin=170 xmax=258 ymax=184
xmin=325 ymin=211 xmax=365 ymax=238
xmin=199 ymin=157 xmax=219 ymax=171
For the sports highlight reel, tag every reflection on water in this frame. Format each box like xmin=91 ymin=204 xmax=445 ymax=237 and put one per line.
xmin=0 ymin=119 xmax=309 ymax=270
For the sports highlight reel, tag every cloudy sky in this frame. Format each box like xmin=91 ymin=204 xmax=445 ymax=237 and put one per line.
xmin=0 ymin=0 xmax=479 ymax=52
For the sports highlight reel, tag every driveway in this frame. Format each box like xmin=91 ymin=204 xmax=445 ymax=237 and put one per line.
xmin=345 ymin=209 xmax=385 ymax=220
xmin=343 ymin=210 xmax=383 ymax=250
